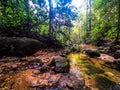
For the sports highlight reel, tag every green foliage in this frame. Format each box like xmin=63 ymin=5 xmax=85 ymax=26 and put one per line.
xmin=0 ymin=0 xmax=119 ymax=46
xmin=0 ymin=0 xmax=48 ymax=33
xmin=76 ymin=0 xmax=119 ymax=42
xmin=0 ymin=0 xmax=77 ymax=41
xmin=91 ymin=0 xmax=119 ymax=41
xmin=71 ymin=44 xmax=81 ymax=52
xmin=64 ymin=44 xmax=81 ymax=54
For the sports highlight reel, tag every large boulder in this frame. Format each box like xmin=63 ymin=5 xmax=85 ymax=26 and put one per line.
xmin=0 ymin=29 xmax=62 ymax=48
xmin=85 ymin=49 xmax=100 ymax=57
xmin=0 ymin=37 xmax=44 ymax=56
xmin=50 ymin=56 xmax=70 ymax=73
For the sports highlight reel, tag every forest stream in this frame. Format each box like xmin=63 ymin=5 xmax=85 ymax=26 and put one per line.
xmin=0 ymin=45 xmax=120 ymax=90
xmin=0 ymin=0 xmax=120 ymax=89
xmin=67 ymin=44 xmax=120 ymax=90
xmin=68 ymin=53 xmax=120 ymax=90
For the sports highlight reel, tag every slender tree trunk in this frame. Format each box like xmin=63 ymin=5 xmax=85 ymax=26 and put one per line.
xmin=86 ymin=0 xmax=89 ymax=35
xmin=48 ymin=0 xmax=53 ymax=35
xmin=115 ymin=0 xmax=120 ymax=42
xmin=25 ymin=0 xmax=30 ymax=32
xmin=89 ymin=0 xmax=91 ymax=34
xmin=85 ymin=0 xmax=89 ymax=43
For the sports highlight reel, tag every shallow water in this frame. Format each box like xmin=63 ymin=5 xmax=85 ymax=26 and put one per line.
xmin=67 ymin=53 xmax=120 ymax=90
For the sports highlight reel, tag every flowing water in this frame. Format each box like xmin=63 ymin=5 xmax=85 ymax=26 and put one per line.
xmin=67 ymin=53 xmax=120 ymax=90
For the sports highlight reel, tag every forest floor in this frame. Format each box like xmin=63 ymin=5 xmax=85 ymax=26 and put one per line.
xmin=0 ymin=45 xmax=120 ymax=90
xmin=0 ymin=48 xmax=64 ymax=90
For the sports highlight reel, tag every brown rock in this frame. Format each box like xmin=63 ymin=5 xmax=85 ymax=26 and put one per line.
xmin=58 ymin=74 xmax=85 ymax=90
xmin=50 ymin=56 xmax=70 ymax=73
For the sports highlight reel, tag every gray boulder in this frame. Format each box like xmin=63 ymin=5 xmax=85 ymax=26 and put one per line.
xmin=85 ymin=49 xmax=100 ymax=57
xmin=50 ymin=56 xmax=70 ymax=73
xmin=0 ymin=37 xmax=44 ymax=56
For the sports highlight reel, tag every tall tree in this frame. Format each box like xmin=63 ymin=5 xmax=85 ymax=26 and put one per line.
xmin=115 ymin=0 xmax=120 ymax=42
xmin=89 ymin=0 xmax=92 ymax=34
xmin=25 ymin=0 xmax=30 ymax=31
xmin=54 ymin=0 xmax=76 ymax=30
xmin=47 ymin=0 xmax=77 ymax=37
xmin=48 ymin=0 xmax=53 ymax=35
xmin=86 ymin=0 xmax=88 ymax=31
xmin=86 ymin=0 xmax=92 ymax=39
xmin=53 ymin=0 xmax=77 ymax=39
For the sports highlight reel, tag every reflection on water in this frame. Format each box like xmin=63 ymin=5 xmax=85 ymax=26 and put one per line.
xmin=69 ymin=54 xmax=81 ymax=78
xmin=70 ymin=67 xmax=80 ymax=78
xmin=67 ymin=53 xmax=120 ymax=90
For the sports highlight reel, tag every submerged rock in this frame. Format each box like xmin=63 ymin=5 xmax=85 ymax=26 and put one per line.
xmin=104 ymin=72 xmax=114 ymax=77
xmin=40 ymin=65 xmax=49 ymax=73
xmin=29 ymin=58 xmax=43 ymax=64
xmin=110 ymin=84 xmax=120 ymax=90
xmin=85 ymin=49 xmax=100 ymax=57
xmin=34 ymin=73 xmax=85 ymax=90
xmin=105 ymin=59 xmax=120 ymax=70
xmin=113 ymin=59 xmax=120 ymax=70
xmin=50 ymin=56 xmax=70 ymax=73
xmin=28 ymin=58 xmax=43 ymax=67
xmin=0 ymin=37 xmax=44 ymax=56
xmin=58 ymin=74 xmax=85 ymax=90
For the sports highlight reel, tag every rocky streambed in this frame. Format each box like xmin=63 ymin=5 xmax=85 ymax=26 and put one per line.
xmin=0 ymin=44 xmax=120 ymax=90
xmin=0 ymin=49 xmax=86 ymax=90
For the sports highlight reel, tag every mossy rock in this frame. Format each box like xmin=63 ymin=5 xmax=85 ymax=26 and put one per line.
xmin=0 ymin=37 xmax=44 ymax=56
xmin=85 ymin=49 xmax=100 ymax=57
xmin=50 ymin=56 xmax=70 ymax=73
xmin=29 ymin=58 xmax=43 ymax=65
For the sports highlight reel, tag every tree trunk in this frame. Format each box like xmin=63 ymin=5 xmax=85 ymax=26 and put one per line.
xmin=48 ymin=0 xmax=53 ymax=35
xmin=89 ymin=0 xmax=91 ymax=34
xmin=86 ymin=0 xmax=89 ymax=36
xmin=115 ymin=0 xmax=120 ymax=42
xmin=25 ymin=0 xmax=30 ymax=32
